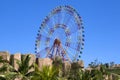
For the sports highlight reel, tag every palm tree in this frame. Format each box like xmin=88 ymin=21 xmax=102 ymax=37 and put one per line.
xmin=31 ymin=64 xmax=59 ymax=80
xmin=0 ymin=56 xmax=9 ymax=63
xmin=13 ymin=55 xmax=34 ymax=80
xmin=0 ymin=56 xmax=17 ymax=80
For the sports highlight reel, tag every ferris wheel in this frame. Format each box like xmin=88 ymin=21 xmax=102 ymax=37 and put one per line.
xmin=35 ymin=5 xmax=84 ymax=62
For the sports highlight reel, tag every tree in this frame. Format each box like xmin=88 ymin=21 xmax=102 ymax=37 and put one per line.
xmin=13 ymin=55 xmax=34 ymax=80
xmin=0 ymin=56 xmax=17 ymax=80
xmin=88 ymin=60 xmax=111 ymax=80
xmin=67 ymin=62 xmax=82 ymax=80
xmin=31 ymin=64 xmax=59 ymax=80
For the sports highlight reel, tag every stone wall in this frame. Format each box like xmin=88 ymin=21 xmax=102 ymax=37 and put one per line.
xmin=0 ymin=51 xmax=10 ymax=67
xmin=11 ymin=53 xmax=21 ymax=70
xmin=36 ymin=58 xmax=53 ymax=70
xmin=0 ymin=51 xmax=84 ymax=70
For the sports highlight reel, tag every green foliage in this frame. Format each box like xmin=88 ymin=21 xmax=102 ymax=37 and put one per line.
xmin=0 ymin=56 xmax=9 ymax=63
xmin=107 ymin=68 xmax=120 ymax=75
xmin=0 ymin=55 xmax=120 ymax=80
xmin=14 ymin=55 xmax=34 ymax=80
xmin=52 ymin=56 xmax=63 ymax=69
xmin=0 ymin=56 xmax=16 ymax=80
xmin=31 ymin=64 xmax=59 ymax=80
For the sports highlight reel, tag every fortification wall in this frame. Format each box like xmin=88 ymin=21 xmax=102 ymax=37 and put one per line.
xmin=0 ymin=51 xmax=84 ymax=70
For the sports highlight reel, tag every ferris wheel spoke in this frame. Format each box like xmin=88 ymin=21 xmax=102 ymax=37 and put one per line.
xmin=68 ymin=19 xmax=79 ymax=33
xmin=61 ymin=43 xmax=77 ymax=56
xmin=36 ymin=47 xmax=51 ymax=58
xmin=73 ymin=51 xmax=79 ymax=61
xmin=53 ymin=14 xmax=58 ymax=24
xmin=66 ymin=49 xmax=75 ymax=60
xmin=61 ymin=42 xmax=79 ymax=52
xmin=65 ymin=46 xmax=79 ymax=61
xmin=69 ymin=26 xmax=84 ymax=36
xmin=57 ymin=11 xmax=62 ymax=24
xmin=43 ymin=23 xmax=65 ymax=41
xmin=61 ymin=9 xmax=65 ymax=24
xmin=40 ymin=26 xmax=57 ymax=41
xmin=60 ymin=46 xmax=71 ymax=62
xmin=64 ymin=51 xmax=71 ymax=62
xmin=52 ymin=16 xmax=56 ymax=28
xmin=64 ymin=46 xmax=76 ymax=61
xmin=46 ymin=47 xmax=53 ymax=57
xmin=36 ymin=33 xmax=55 ymax=47
xmin=64 ymin=13 xmax=73 ymax=26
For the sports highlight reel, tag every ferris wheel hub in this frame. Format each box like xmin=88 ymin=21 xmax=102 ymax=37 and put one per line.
xmin=53 ymin=38 xmax=61 ymax=47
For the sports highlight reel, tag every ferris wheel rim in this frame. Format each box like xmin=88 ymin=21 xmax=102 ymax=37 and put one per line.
xmin=35 ymin=5 xmax=84 ymax=62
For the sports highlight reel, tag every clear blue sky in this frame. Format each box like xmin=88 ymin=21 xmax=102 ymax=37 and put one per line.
xmin=0 ymin=0 xmax=120 ymax=67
